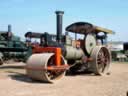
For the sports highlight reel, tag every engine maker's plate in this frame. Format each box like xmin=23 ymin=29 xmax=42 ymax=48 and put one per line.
xmin=84 ymin=34 xmax=96 ymax=55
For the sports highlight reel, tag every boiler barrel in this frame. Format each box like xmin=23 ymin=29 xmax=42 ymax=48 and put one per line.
xmin=65 ymin=46 xmax=84 ymax=60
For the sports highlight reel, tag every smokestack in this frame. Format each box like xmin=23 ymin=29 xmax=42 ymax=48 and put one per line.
xmin=8 ymin=24 xmax=12 ymax=32
xmin=55 ymin=11 xmax=64 ymax=43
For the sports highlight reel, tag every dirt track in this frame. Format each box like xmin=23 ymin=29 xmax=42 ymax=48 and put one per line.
xmin=0 ymin=62 xmax=128 ymax=96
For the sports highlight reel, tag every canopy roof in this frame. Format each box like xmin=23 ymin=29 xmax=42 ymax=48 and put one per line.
xmin=66 ymin=22 xmax=115 ymax=34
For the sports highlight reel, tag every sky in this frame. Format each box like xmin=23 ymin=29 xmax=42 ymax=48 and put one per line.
xmin=0 ymin=0 xmax=128 ymax=41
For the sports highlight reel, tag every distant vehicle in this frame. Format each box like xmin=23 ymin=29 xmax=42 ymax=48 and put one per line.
xmin=0 ymin=25 xmax=31 ymax=65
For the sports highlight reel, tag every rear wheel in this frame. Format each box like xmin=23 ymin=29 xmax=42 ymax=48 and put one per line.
xmin=0 ymin=53 xmax=3 ymax=65
xmin=89 ymin=46 xmax=111 ymax=75
xmin=0 ymin=58 xmax=3 ymax=65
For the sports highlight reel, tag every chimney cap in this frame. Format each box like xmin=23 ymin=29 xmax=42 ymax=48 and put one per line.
xmin=55 ymin=11 xmax=64 ymax=15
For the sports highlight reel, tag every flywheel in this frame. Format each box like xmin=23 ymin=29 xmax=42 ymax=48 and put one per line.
xmin=84 ymin=34 xmax=96 ymax=55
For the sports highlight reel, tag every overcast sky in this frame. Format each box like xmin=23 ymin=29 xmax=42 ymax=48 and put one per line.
xmin=0 ymin=0 xmax=128 ymax=41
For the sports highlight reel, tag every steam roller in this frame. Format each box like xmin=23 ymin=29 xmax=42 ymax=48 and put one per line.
xmin=25 ymin=11 xmax=114 ymax=83
xmin=26 ymin=48 xmax=68 ymax=83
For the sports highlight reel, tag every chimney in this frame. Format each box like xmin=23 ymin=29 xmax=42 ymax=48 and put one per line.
xmin=55 ymin=11 xmax=64 ymax=43
xmin=8 ymin=24 xmax=12 ymax=32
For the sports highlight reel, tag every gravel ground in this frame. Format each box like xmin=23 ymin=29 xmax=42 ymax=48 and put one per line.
xmin=0 ymin=62 xmax=128 ymax=96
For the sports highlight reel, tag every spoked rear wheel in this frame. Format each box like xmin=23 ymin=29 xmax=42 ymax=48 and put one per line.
xmin=90 ymin=46 xmax=111 ymax=75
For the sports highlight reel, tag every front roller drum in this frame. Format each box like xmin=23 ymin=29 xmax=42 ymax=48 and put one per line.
xmin=26 ymin=53 xmax=67 ymax=83
xmin=89 ymin=46 xmax=111 ymax=75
